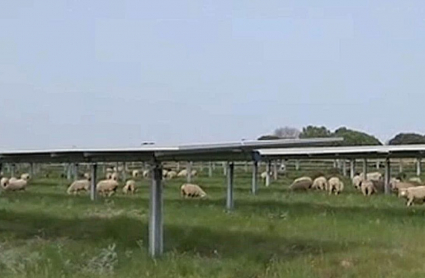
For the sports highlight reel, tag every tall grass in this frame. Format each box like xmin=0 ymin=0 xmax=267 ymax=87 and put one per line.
xmin=0 ymin=170 xmax=424 ymax=277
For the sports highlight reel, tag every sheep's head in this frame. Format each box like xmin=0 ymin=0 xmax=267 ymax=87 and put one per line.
xmin=0 ymin=178 xmax=9 ymax=188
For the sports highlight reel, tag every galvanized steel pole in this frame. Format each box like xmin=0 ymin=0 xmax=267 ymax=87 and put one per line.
xmin=384 ymin=158 xmax=391 ymax=195
xmin=226 ymin=162 xmax=234 ymax=211
xmin=90 ymin=163 xmax=98 ymax=201
xmin=252 ymin=161 xmax=258 ymax=195
xmin=149 ymin=163 xmax=163 ymax=257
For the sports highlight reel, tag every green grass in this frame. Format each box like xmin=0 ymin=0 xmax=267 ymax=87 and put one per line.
xmin=0 ymin=170 xmax=424 ymax=277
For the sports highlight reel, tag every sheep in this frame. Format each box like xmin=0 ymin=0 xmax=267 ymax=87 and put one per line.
xmin=123 ymin=180 xmax=136 ymax=194
xmin=180 ymin=183 xmax=207 ymax=198
xmin=360 ymin=172 xmax=382 ymax=181
xmin=392 ymin=181 xmax=417 ymax=193
xmin=1 ymin=177 xmax=9 ymax=188
xmin=111 ymin=172 xmax=119 ymax=181
xmin=166 ymin=171 xmax=177 ymax=179
xmin=2 ymin=178 xmax=28 ymax=191
xmin=177 ymin=169 xmax=188 ymax=177
xmin=289 ymin=177 xmax=313 ymax=191
xmin=96 ymin=179 xmax=119 ymax=197
xmin=106 ymin=173 xmax=113 ymax=180
xmin=312 ymin=176 xmax=327 ymax=190
xmin=360 ymin=180 xmax=375 ymax=196
xmin=399 ymin=186 xmax=425 ymax=206
xmin=132 ymin=170 xmax=140 ymax=178
xmin=142 ymin=170 xmax=150 ymax=178
xmin=83 ymin=172 xmax=91 ymax=180
xmin=162 ymin=169 xmax=169 ymax=178
xmin=260 ymin=172 xmax=272 ymax=179
xmin=409 ymin=177 xmax=422 ymax=185
xmin=20 ymin=173 xmax=31 ymax=181
xmin=328 ymin=177 xmax=344 ymax=195
xmin=67 ymin=179 xmax=90 ymax=195
xmin=191 ymin=170 xmax=198 ymax=177
xmin=352 ymin=175 xmax=363 ymax=190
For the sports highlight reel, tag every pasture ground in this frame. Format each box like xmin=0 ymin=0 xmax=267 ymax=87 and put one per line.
xmin=0 ymin=170 xmax=424 ymax=277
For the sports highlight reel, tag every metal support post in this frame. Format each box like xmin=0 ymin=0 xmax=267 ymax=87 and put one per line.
xmin=149 ymin=163 xmax=163 ymax=257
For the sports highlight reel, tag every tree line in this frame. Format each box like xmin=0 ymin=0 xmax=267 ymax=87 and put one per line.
xmin=258 ymin=126 xmax=425 ymax=146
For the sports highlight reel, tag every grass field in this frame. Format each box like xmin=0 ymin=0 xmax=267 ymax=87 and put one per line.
xmin=0 ymin=170 xmax=425 ymax=277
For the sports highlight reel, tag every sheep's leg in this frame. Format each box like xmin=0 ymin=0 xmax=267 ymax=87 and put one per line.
xmin=407 ymin=198 xmax=413 ymax=207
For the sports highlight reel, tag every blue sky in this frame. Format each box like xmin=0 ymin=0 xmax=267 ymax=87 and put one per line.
xmin=1 ymin=0 xmax=424 ymax=149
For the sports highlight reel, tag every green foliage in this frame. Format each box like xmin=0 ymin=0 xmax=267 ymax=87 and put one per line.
xmin=299 ymin=125 xmax=332 ymax=138
xmin=388 ymin=133 xmax=425 ymax=145
xmin=333 ymin=127 xmax=382 ymax=146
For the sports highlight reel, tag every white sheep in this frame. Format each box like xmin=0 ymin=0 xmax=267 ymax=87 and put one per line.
xmin=106 ymin=173 xmax=113 ymax=180
xmin=399 ymin=186 xmax=425 ymax=206
xmin=360 ymin=172 xmax=382 ymax=181
xmin=2 ymin=178 xmax=28 ymax=191
xmin=360 ymin=180 xmax=375 ymax=196
xmin=177 ymin=169 xmax=188 ymax=177
xmin=142 ymin=170 xmax=150 ymax=178
xmin=123 ymin=180 xmax=136 ymax=194
xmin=180 ymin=183 xmax=207 ymax=198
xmin=392 ymin=181 xmax=416 ymax=193
xmin=328 ymin=177 xmax=344 ymax=195
xmin=67 ymin=179 xmax=90 ymax=195
xmin=20 ymin=173 xmax=31 ymax=181
xmin=162 ymin=169 xmax=169 ymax=178
xmin=352 ymin=175 xmax=363 ymax=190
xmin=132 ymin=170 xmax=140 ymax=178
xmin=312 ymin=176 xmax=327 ymax=190
xmin=97 ymin=179 xmax=120 ymax=197
xmin=191 ymin=170 xmax=198 ymax=177
xmin=289 ymin=177 xmax=313 ymax=191
xmin=83 ymin=172 xmax=91 ymax=180
xmin=260 ymin=171 xmax=272 ymax=179
xmin=409 ymin=177 xmax=422 ymax=185
xmin=1 ymin=177 xmax=9 ymax=188
xmin=166 ymin=171 xmax=177 ymax=179
xmin=111 ymin=172 xmax=119 ymax=181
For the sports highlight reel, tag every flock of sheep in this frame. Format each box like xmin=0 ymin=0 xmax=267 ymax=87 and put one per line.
xmin=288 ymin=171 xmax=425 ymax=206
xmin=2 ymin=166 xmax=425 ymax=206
xmin=66 ymin=167 xmax=206 ymax=198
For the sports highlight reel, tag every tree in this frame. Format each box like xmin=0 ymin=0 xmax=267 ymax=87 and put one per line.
xmin=333 ymin=127 xmax=382 ymax=146
xmin=273 ymin=126 xmax=301 ymax=139
xmin=299 ymin=126 xmax=332 ymax=138
xmin=388 ymin=133 xmax=425 ymax=145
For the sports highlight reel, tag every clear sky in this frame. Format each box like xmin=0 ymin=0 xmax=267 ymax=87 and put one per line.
xmin=1 ymin=0 xmax=424 ymax=149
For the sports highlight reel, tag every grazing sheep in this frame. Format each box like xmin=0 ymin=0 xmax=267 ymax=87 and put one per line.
xmin=132 ymin=170 xmax=140 ymax=178
xmin=360 ymin=172 xmax=382 ymax=181
xmin=20 ymin=173 xmax=31 ymax=181
xmin=123 ymin=180 xmax=136 ymax=194
xmin=328 ymin=177 xmax=344 ymax=195
xmin=97 ymin=179 xmax=119 ymax=197
xmin=409 ymin=177 xmax=422 ymax=185
xmin=399 ymin=186 xmax=425 ymax=206
xmin=180 ymin=183 xmax=207 ymax=198
xmin=260 ymin=172 xmax=272 ymax=179
xmin=392 ymin=181 xmax=417 ymax=193
xmin=83 ymin=172 xmax=91 ymax=180
xmin=166 ymin=171 xmax=177 ymax=179
xmin=1 ymin=177 xmax=9 ymax=188
xmin=360 ymin=180 xmax=375 ymax=196
xmin=2 ymin=178 xmax=28 ymax=191
xmin=312 ymin=176 xmax=327 ymax=190
xmin=191 ymin=170 xmax=198 ymax=177
xmin=111 ymin=172 xmax=119 ymax=181
xmin=289 ymin=177 xmax=313 ymax=191
xmin=162 ymin=169 xmax=169 ymax=178
xmin=67 ymin=179 xmax=90 ymax=195
xmin=177 ymin=169 xmax=188 ymax=177
xmin=352 ymin=175 xmax=363 ymax=190
xmin=142 ymin=170 xmax=150 ymax=178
